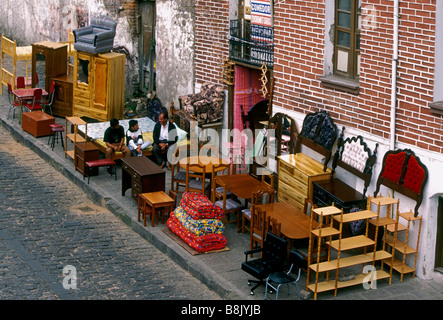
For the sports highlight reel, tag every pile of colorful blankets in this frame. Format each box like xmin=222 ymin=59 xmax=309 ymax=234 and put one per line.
xmin=167 ymin=192 xmax=227 ymax=253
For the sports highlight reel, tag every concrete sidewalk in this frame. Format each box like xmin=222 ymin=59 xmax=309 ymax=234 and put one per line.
xmin=1 ymin=87 xmax=443 ymax=301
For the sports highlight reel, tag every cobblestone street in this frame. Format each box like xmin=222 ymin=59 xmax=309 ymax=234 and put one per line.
xmin=0 ymin=125 xmax=220 ymax=300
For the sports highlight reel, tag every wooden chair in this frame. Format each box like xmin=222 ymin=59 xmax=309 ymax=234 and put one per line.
xmin=214 ymin=178 xmax=243 ymax=229
xmin=170 ymin=147 xmax=187 ymax=195
xmin=241 ymin=189 xmax=274 ymax=234
xmin=250 ymin=203 xmax=267 ymax=255
xmin=185 ymin=162 xmax=210 ymax=195
xmin=266 ymin=216 xmax=281 ymax=237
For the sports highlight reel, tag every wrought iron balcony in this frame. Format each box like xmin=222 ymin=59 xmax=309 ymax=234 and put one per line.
xmin=227 ymin=20 xmax=274 ymax=69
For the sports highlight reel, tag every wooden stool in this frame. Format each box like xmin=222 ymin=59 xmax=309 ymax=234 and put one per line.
xmin=138 ymin=191 xmax=175 ymax=227
xmin=48 ymin=123 xmax=64 ymax=150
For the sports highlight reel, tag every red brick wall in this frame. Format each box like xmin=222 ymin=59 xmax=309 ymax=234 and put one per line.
xmin=271 ymin=0 xmax=442 ymax=154
xmin=194 ymin=0 xmax=230 ymax=87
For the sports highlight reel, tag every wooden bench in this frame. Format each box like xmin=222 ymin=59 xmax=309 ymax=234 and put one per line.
xmin=84 ymin=159 xmax=117 ymax=184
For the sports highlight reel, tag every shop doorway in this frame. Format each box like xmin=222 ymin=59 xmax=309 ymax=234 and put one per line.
xmin=139 ymin=0 xmax=156 ymax=92
xmin=435 ymin=196 xmax=443 ymax=272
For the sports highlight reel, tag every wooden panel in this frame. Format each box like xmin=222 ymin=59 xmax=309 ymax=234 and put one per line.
xmin=93 ymin=57 xmax=107 ymax=111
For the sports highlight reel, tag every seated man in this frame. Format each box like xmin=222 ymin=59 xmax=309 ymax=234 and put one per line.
xmin=126 ymin=119 xmax=151 ymax=157
xmin=153 ymin=111 xmax=178 ymax=169
xmin=104 ymin=118 xmax=131 ymax=165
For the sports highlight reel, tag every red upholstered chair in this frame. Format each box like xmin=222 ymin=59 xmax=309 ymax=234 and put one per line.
xmin=7 ymin=83 xmax=25 ymax=123
xmin=16 ymin=76 xmax=26 ymax=89
xmin=44 ymin=81 xmax=56 ymax=116
xmin=23 ymin=88 xmax=43 ymax=112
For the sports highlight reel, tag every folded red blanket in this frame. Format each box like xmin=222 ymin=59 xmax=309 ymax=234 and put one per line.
xmin=167 ymin=213 xmax=227 ymax=253
xmin=180 ymin=192 xmax=223 ymax=220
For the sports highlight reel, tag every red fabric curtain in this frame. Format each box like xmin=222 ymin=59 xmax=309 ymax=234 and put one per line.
xmin=233 ymin=65 xmax=267 ymax=132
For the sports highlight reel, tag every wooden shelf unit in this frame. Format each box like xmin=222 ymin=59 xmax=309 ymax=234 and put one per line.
xmin=382 ymin=210 xmax=422 ymax=282
xmin=307 ymin=203 xmax=394 ymax=299
xmin=65 ymin=116 xmax=87 ymax=162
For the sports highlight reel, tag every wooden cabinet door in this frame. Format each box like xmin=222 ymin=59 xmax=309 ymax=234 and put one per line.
xmin=93 ymin=56 xmax=108 ymax=113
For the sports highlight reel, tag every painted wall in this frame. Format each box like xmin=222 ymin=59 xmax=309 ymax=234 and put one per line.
xmin=0 ymin=0 xmax=196 ymax=106
xmin=156 ymin=0 xmax=195 ymax=109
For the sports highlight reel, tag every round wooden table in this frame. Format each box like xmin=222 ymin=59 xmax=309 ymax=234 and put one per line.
xmin=178 ymin=156 xmax=230 ymax=173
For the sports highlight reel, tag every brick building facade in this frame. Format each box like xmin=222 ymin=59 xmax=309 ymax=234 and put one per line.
xmin=193 ymin=0 xmax=443 ymax=280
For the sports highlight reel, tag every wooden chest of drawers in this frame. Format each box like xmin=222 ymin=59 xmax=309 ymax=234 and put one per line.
xmin=278 ymin=153 xmax=331 ymax=211
xmin=121 ymin=157 xmax=165 ymax=201
xmin=74 ymin=142 xmax=99 ymax=176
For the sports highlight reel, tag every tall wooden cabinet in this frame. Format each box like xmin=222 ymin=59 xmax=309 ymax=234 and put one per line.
xmin=73 ymin=51 xmax=125 ymax=122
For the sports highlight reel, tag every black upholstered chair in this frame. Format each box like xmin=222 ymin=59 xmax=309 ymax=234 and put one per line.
xmin=241 ymin=232 xmax=287 ymax=295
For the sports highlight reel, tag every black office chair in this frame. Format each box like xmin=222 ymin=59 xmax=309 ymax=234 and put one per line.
xmin=241 ymin=232 xmax=287 ymax=295
xmin=265 ymin=250 xmax=304 ymax=300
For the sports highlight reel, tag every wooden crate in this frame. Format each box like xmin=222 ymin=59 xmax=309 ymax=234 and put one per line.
xmin=22 ymin=111 xmax=55 ymax=137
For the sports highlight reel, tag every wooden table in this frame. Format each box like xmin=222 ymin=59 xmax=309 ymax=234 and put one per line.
xmin=13 ymin=88 xmax=49 ymax=123
xmin=179 ymin=155 xmax=230 ymax=200
xmin=255 ymin=201 xmax=319 ymax=259
xmin=121 ymin=157 xmax=165 ymax=200
xmin=178 ymin=155 xmax=229 ymax=173
xmin=138 ymin=191 xmax=175 ymax=227
xmin=215 ymin=174 xmax=274 ymax=200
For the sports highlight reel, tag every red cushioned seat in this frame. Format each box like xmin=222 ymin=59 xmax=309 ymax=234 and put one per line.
xmin=84 ymin=159 xmax=117 ymax=183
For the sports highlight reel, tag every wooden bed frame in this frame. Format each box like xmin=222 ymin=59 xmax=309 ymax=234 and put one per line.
xmin=1 ymin=34 xmax=33 ymax=94
xmin=330 ymin=127 xmax=379 ymax=197
xmin=374 ymin=148 xmax=428 ymax=217
xmin=295 ymin=110 xmax=338 ymax=172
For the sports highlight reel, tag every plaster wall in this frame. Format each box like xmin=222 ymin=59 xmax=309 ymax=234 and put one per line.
xmin=0 ymin=0 xmax=146 ymax=100
xmin=155 ymin=0 xmax=195 ymax=110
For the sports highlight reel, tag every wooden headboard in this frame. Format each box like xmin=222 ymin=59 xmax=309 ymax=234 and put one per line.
xmin=295 ymin=110 xmax=338 ymax=172
xmin=331 ymin=127 xmax=378 ymax=197
xmin=374 ymin=148 xmax=428 ymax=217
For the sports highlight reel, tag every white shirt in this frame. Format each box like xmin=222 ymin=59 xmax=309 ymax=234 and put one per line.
xmin=159 ymin=121 xmax=169 ymax=141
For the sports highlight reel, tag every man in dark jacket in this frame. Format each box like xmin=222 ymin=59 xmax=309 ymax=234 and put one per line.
xmin=153 ymin=111 xmax=178 ymax=169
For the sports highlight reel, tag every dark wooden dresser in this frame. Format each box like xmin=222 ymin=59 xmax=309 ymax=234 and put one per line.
xmin=312 ymin=179 xmax=367 ymax=213
xmin=74 ymin=142 xmax=99 ymax=176
xmin=121 ymin=157 xmax=165 ymax=200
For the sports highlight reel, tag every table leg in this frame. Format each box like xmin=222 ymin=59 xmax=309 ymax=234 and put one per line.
xmin=151 ymin=205 xmax=156 ymax=227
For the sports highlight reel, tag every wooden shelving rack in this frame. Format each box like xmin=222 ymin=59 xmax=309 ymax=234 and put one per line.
xmin=383 ymin=210 xmax=422 ymax=282
xmin=65 ymin=116 xmax=87 ymax=162
xmin=307 ymin=201 xmax=394 ymax=299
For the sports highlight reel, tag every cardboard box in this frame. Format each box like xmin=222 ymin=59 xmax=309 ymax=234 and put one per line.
xmin=22 ymin=111 xmax=55 ymax=137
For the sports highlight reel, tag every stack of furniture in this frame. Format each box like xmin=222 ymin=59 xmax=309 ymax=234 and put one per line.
xmin=167 ymin=192 xmax=227 ymax=253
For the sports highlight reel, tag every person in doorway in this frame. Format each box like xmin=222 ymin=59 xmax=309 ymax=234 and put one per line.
xmin=104 ymin=118 xmax=131 ymax=171
xmin=152 ymin=110 xmax=178 ymax=169
xmin=126 ymin=119 xmax=151 ymax=157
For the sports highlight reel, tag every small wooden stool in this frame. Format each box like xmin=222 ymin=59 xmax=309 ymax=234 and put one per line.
xmin=138 ymin=191 xmax=175 ymax=227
